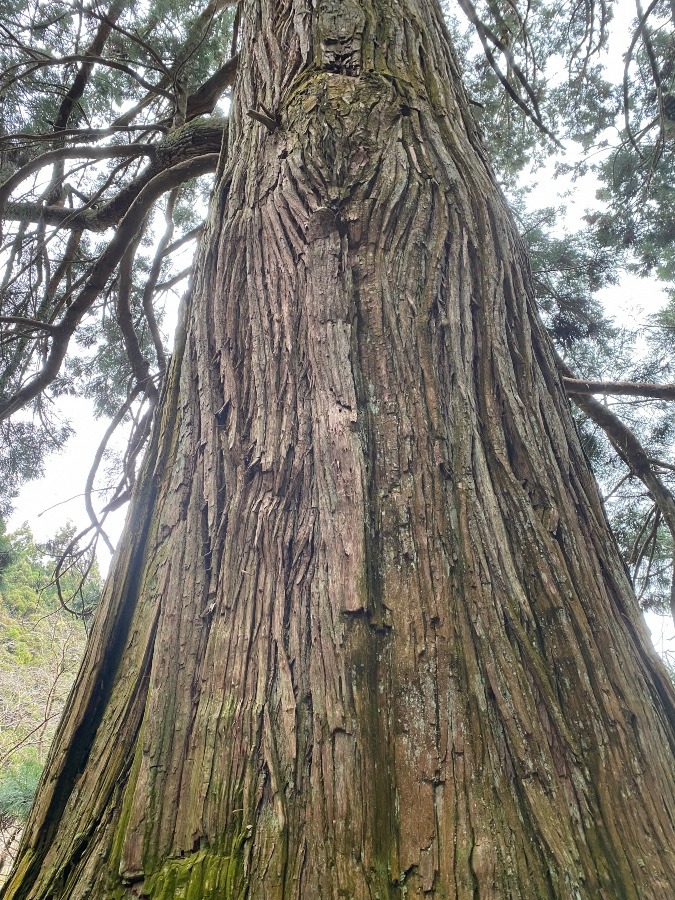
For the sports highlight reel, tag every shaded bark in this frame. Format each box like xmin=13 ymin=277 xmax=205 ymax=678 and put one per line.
xmin=3 ymin=1 xmax=675 ymax=898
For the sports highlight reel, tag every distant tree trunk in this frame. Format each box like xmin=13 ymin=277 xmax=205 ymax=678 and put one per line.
xmin=3 ymin=1 xmax=675 ymax=898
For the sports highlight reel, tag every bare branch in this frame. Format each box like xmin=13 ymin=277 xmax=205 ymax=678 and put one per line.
xmin=564 ymin=361 xmax=675 ymax=627
xmin=3 ymin=121 xmax=225 ymax=232
xmin=0 ymin=144 xmax=153 ymax=215
xmin=154 ymin=266 xmax=193 ymax=293
xmin=81 ymin=385 xmax=145 ymax=556
xmin=141 ymin=190 xmax=179 ymax=376
xmin=563 ymin=377 xmax=675 ymax=401
xmin=4 ymin=53 xmax=177 ymax=103
xmin=0 ymin=124 xmax=169 ymax=150
xmin=0 ymin=316 xmax=59 ymax=334
xmin=649 ymin=458 xmax=675 ymax=473
xmin=185 ymin=55 xmax=239 ymax=120
xmin=0 ymin=152 xmax=220 ymax=421
xmin=160 ymin=224 xmax=203 ymax=258
xmin=116 ymin=237 xmax=157 ymax=397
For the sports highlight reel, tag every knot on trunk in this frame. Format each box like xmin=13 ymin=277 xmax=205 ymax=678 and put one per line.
xmin=317 ymin=0 xmax=365 ymax=75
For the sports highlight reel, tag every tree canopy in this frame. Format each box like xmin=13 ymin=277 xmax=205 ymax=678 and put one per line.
xmin=0 ymin=0 xmax=674 ymax=633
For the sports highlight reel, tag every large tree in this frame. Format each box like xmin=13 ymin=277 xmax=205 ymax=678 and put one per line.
xmin=2 ymin=0 xmax=675 ymax=897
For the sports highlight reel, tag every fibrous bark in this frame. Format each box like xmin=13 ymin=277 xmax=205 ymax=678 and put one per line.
xmin=3 ymin=1 xmax=675 ymax=898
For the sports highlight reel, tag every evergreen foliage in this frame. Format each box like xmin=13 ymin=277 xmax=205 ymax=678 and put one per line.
xmin=0 ymin=752 xmax=42 ymax=825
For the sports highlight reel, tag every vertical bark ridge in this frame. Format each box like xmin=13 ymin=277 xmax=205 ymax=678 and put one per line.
xmin=3 ymin=2 xmax=675 ymax=898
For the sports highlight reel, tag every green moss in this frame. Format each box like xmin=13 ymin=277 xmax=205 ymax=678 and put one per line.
xmin=346 ymin=619 xmax=402 ymax=898
xmin=0 ymin=847 xmax=36 ymax=899
xmin=108 ymin=728 xmax=145 ymax=876
xmin=139 ymin=840 xmax=249 ymax=900
xmin=368 ymin=857 xmax=396 ymax=899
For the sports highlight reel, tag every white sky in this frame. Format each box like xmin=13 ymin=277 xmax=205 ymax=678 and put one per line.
xmin=7 ymin=395 xmax=128 ymax=566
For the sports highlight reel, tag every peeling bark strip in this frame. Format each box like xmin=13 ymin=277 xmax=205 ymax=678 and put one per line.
xmin=4 ymin=2 xmax=675 ymax=899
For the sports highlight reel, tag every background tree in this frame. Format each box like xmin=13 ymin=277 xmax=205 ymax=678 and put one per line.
xmin=0 ymin=0 xmax=238 ymax=519
xmin=0 ymin=521 xmax=101 ymax=884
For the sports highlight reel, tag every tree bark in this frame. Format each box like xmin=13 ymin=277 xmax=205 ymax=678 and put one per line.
xmin=3 ymin=1 xmax=675 ymax=898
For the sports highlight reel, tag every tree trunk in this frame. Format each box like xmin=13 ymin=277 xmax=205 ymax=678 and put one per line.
xmin=3 ymin=1 xmax=675 ymax=897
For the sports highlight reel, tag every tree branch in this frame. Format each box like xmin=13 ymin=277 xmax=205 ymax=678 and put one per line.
xmin=141 ymin=190 xmax=178 ymax=376
xmin=563 ymin=377 xmax=675 ymax=401
xmin=51 ymin=0 xmax=130 ymax=132
xmin=111 ymin=0 xmax=239 ymax=127
xmin=3 ymin=121 xmax=225 ymax=232
xmin=622 ymin=0 xmax=662 ymax=159
xmin=160 ymin=224 xmax=203 ymax=258
xmin=116 ymin=237 xmax=158 ymax=400
xmin=0 ymin=153 xmax=219 ymax=421
xmin=0 ymin=316 xmax=59 ymax=334
xmin=80 ymin=384 xmax=146 ymax=557
xmin=563 ymin=362 xmax=675 ymax=626
xmin=456 ymin=0 xmax=563 ymax=148
xmin=0 ymin=124 xmax=169 ymax=150
xmin=6 ymin=53 xmax=177 ymax=103
xmin=0 ymin=144 xmax=153 ymax=215
xmin=185 ymin=55 xmax=239 ymax=120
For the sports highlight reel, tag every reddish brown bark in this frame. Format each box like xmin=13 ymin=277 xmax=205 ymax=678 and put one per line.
xmin=3 ymin=1 xmax=675 ymax=898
